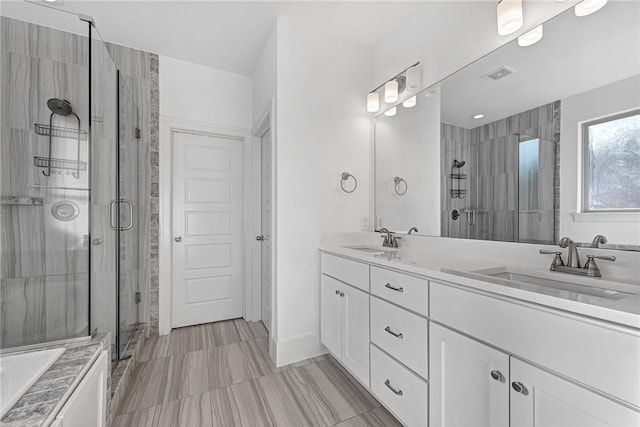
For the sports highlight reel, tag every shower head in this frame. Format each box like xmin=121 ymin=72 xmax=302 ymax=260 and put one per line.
xmin=47 ymin=98 xmax=73 ymax=116
xmin=453 ymin=160 xmax=466 ymax=168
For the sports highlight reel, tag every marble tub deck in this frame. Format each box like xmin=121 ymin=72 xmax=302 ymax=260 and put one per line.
xmin=114 ymin=318 xmax=399 ymax=427
xmin=0 ymin=333 xmax=108 ymax=427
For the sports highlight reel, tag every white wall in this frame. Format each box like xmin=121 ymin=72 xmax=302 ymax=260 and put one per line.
xmin=160 ymin=56 xmax=252 ymax=128
xmin=560 ymin=75 xmax=640 ymax=245
xmin=252 ymin=24 xmax=277 ymax=128
xmin=272 ymin=16 xmax=372 ymax=364
xmin=375 ymin=89 xmax=441 ymax=235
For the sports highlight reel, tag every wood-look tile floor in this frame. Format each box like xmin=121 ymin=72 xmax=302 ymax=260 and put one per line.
xmin=114 ymin=319 xmax=401 ymax=427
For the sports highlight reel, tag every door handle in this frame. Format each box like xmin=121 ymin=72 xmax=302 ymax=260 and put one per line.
xmin=384 ymin=379 xmax=403 ymax=396
xmin=175 ymin=236 xmax=182 ymax=242
xmin=384 ymin=283 xmax=404 ymax=293
xmin=120 ymin=198 xmax=133 ymax=230
xmin=108 ymin=199 xmax=118 ymax=230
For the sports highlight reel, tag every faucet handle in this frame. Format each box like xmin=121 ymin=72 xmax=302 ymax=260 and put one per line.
xmin=586 ymin=254 xmax=616 ymax=262
xmin=539 ymin=249 xmax=565 ymax=270
xmin=584 ymin=255 xmax=615 ymax=277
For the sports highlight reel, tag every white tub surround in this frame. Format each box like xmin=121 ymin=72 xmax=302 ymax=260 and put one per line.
xmin=319 ymin=233 xmax=640 ymax=426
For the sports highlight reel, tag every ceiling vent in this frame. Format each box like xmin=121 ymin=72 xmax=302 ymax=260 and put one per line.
xmin=483 ymin=66 xmax=517 ymax=81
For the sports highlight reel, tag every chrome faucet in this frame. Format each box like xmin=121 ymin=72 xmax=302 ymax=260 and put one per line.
xmin=559 ymin=236 xmax=581 ymax=268
xmin=379 ymin=228 xmax=401 ymax=248
xmin=408 ymin=227 xmax=419 ymax=235
xmin=539 ymin=235 xmax=616 ymax=277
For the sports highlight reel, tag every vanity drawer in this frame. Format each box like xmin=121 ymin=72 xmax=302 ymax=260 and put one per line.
xmin=430 ymin=281 xmax=640 ymax=408
xmin=371 ymin=344 xmax=429 ymax=427
xmin=321 ymin=253 xmax=369 ymax=292
xmin=371 ymin=296 xmax=429 ymax=379
xmin=370 ymin=267 xmax=429 ymax=316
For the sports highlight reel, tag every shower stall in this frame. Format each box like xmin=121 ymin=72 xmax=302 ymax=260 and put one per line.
xmin=0 ymin=5 xmax=145 ymax=363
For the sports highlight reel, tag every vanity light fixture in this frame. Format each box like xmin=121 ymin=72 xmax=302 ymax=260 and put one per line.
xmin=367 ymin=92 xmax=380 ymax=113
xmin=497 ymin=0 xmax=523 ymax=36
xmin=366 ymin=61 xmax=420 ymax=113
xmin=402 ymin=96 xmax=417 ymax=108
xmin=472 ymin=114 xmax=485 ymax=119
xmin=518 ymin=25 xmax=543 ymax=47
xmin=575 ymin=0 xmax=608 ymax=16
xmin=384 ymin=107 xmax=397 ymax=117
xmin=384 ymin=80 xmax=399 ymax=103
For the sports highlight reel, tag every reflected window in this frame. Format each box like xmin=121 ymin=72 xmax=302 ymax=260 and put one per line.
xmin=582 ymin=110 xmax=640 ymax=212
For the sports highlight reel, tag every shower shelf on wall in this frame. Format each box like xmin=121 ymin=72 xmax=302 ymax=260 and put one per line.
xmin=34 ymin=123 xmax=88 ymax=140
xmin=450 ymin=189 xmax=467 ymax=198
xmin=34 ymin=156 xmax=87 ymax=172
xmin=449 ymin=173 xmax=467 ymax=179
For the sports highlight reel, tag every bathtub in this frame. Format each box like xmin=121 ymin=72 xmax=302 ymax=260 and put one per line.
xmin=0 ymin=347 xmax=66 ymax=418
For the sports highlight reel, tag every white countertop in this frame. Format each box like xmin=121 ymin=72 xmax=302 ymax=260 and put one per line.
xmin=319 ymin=243 xmax=640 ymax=329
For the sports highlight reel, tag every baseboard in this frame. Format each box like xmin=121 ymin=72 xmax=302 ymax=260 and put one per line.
xmin=271 ymin=332 xmax=328 ymax=367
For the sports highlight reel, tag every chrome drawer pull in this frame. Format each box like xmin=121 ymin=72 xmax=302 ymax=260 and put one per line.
xmin=384 ymin=379 xmax=403 ymax=396
xmin=384 ymin=326 xmax=404 ymax=339
xmin=384 ymin=283 xmax=404 ymax=292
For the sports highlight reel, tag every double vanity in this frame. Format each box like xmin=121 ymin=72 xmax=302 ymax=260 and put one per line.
xmin=319 ymin=241 xmax=640 ymax=426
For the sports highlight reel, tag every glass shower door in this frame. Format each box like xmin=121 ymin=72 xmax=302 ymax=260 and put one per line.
xmin=117 ymin=73 xmax=141 ymax=357
xmin=90 ymin=25 xmax=118 ymax=360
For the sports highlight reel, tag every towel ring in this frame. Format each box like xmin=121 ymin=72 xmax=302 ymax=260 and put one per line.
xmin=340 ymin=172 xmax=358 ymax=193
xmin=394 ymin=177 xmax=408 ymax=196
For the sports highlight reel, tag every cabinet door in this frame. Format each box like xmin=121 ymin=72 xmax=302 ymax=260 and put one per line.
xmin=321 ymin=275 xmax=342 ymax=357
xmin=510 ymin=358 xmax=640 ymax=427
xmin=430 ymin=323 xmax=509 ymax=427
xmin=341 ymin=283 xmax=370 ymax=386
xmin=54 ymin=350 xmax=108 ymax=427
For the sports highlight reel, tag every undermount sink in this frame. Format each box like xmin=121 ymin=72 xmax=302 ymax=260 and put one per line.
xmin=473 ymin=267 xmax=636 ymax=300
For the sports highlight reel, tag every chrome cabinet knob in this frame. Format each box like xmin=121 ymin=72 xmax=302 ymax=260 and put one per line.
xmin=339 ymin=292 xmax=345 ymax=297
xmin=335 ymin=290 xmax=340 ymax=295
xmin=174 ymin=236 xmax=182 ymax=242
xmin=511 ymin=381 xmax=526 ymax=394
xmin=256 ymin=235 xmax=264 ymax=241
xmin=490 ymin=370 xmax=503 ymax=381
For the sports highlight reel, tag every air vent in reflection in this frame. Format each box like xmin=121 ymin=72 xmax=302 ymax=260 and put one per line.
xmin=483 ymin=66 xmax=516 ymax=81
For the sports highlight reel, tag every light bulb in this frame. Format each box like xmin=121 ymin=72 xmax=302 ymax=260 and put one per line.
xmin=402 ymin=96 xmax=417 ymax=108
xmin=497 ymin=0 xmax=523 ymax=36
xmin=406 ymin=67 xmax=422 ymax=91
xmin=518 ymin=25 xmax=543 ymax=47
xmin=384 ymin=107 xmax=397 ymax=117
xmin=384 ymin=80 xmax=399 ymax=103
xmin=367 ymin=92 xmax=380 ymax=113
xmin=575 ymin=0 xmax=608 ymax=16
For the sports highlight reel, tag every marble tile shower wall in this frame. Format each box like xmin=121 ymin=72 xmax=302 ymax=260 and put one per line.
xmin=441 ymin=101 xmax=560 ymax=243
xmin=0 ymin=17 xmax=159 ymax=349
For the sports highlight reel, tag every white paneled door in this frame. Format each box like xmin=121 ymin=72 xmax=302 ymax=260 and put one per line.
xmin=260 ymin=129 xmax=272 ymax=331
xmin=172 ymin=131 xmax=243 ymax=328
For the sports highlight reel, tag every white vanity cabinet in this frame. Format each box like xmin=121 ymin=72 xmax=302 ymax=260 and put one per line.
xmin=319 ymin=250 xmax=640 ymax=427
xmin=510 ymin=358 xmax=640 ymax=427
xmin=51 ymin=349 xmax=109 ymax=427
xmin=320 ymin=257 xmax=370 ymax=387
xmin=429 ymin=323 xmax=509 ymax=427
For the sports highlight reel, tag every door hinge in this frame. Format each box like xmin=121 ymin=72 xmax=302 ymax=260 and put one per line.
xmin=135 ymin=292 xmax=142 ymax=304
xmin=135 ymin=128 xmax=141 ymax=139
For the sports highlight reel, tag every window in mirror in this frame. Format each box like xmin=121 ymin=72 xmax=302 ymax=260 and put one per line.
xmin=582 ymin=109 xmax=640 ymax=212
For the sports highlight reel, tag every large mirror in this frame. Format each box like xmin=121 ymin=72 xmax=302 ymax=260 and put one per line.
xmin=374 ymin=1 xmax=640 ymax=249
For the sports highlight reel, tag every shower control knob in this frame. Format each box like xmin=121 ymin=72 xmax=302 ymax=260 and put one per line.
xmin=174 ymin=236 xmax=182 ymax=242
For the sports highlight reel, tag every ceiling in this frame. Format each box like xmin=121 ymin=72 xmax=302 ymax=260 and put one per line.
xmin=440 ymin=0 xmax=640 ymax=128
xmin=0 ymin=0 xmax=423 ymax=76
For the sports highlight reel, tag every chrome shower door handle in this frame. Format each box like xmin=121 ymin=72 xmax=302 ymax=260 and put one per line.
xmin=120 ymin=199 xmax=134 ymax=230
xmin=108 ymin=199 xmax=118 ymax=230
